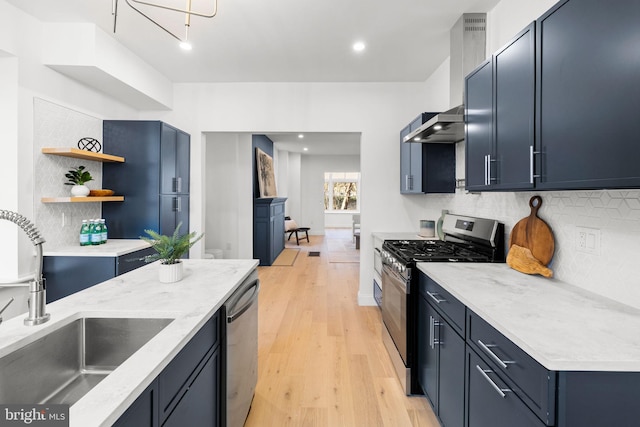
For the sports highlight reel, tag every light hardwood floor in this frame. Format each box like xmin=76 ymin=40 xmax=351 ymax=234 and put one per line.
xmin=244 ymin=229 xmax=440 ymax=427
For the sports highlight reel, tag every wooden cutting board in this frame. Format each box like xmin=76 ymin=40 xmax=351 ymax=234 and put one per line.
xmin=509 ymin=196 xmax=555 ymax=266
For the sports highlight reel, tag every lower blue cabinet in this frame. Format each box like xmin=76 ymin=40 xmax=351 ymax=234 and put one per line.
xmin=417 ymin=274 xmax=465 ymax=427
xmin=114 ymin=312 xmax=221 ymax=427
xmin=163 ymin=348 xmax=220 ymax=427
xmin=44 ymin=247 xmax=155 ymax=303
xmin=113 ymin=379 xmax=159 ymax=427
xmin=467 ymin=348 xmax=545 ymax=427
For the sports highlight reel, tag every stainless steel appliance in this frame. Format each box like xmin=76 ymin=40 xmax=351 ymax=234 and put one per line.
xmin=380 ymin=213 xmax=504 ymax=394
xmin=224 ymin=270 xmax=260 ymax=427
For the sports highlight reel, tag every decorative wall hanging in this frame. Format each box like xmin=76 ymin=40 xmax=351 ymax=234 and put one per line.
xmin=256 ymin=148 xmax=278 ymax=198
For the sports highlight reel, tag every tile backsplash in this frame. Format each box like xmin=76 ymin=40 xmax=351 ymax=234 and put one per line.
xmin=421 ymin=188 xmax=640 ymax=311
xmin=33 ymin=98 xmax=103 ymax=248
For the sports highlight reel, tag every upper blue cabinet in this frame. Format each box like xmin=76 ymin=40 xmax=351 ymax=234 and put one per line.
xmin=400 ymin=113 xmax=456 ymax=194
xmin=466 ymin=23 xmax=536 ymax=192
xmin=535 ymin=0 xmax=640 ymax=190
xmin=466 ymin=0 xmax=640 ymax=191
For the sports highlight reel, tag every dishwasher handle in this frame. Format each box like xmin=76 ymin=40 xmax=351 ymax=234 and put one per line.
xmin=227 ymin=279 xmax=260 ymax=323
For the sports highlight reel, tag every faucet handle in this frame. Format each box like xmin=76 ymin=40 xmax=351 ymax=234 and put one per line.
xmin=0 ymin=297 xmax=14 ymax=324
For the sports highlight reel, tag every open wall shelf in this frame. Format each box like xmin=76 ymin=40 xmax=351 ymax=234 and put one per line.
xmin=41 ymin=196 xmax=124 ymax=203
xmin=41 ymin=148 xmax=125 ymax=163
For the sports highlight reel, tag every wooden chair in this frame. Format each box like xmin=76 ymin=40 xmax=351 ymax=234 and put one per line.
xmin=284 ymin=217 xmax=310 ymax=245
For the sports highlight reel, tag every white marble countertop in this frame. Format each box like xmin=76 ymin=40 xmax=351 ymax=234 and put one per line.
xmin=0 ymin=259 xmax=258 ymax=427
xmin=417 ymin=263 xmax=640 ymax=372
xmin=44 ymin=239 xmax=151 ymax=257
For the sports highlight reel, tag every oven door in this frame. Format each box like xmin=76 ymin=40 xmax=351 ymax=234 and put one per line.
xmin=381 ymin=263 xmax=408 ymax=364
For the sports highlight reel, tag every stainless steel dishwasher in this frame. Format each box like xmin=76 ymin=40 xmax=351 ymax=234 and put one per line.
xmin=224 ymin=270 xmax=260 ymax=427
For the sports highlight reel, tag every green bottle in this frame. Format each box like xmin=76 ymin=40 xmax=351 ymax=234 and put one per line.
xmin=90 ymin=219 xmax=102 ymax=246
xmin=79 ymin=220 xmax=91 ymax=246
xmin=100 ymin=219 xmax=108 ymax=244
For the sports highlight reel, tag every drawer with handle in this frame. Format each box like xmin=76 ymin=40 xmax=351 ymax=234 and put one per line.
xmin=467 ymin=310 xmax=556 ymax=425
xmin=419 ymin=273 xmax=466 ymax=336
xmin=467 ymin=347 xmax=546 ymax=427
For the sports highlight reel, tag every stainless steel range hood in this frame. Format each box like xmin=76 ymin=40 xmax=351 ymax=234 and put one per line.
xmin=405 ymin=14 xmax=486 ymax=144
xmin=403 ymin=105 xmax=465 ymax=143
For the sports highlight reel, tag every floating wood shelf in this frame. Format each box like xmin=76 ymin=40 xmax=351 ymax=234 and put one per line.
xmin=42 ymin=148 xmax=125 ymax=163
xmin=41 ymin=196 xmax=125 ymax=203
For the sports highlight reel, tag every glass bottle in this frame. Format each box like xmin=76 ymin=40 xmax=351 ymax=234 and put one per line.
xmin=79 ymin=220 xmax=91 ymax=246
xmin=90 ymin=219 xmax=102 ymax=246
xmin=100 ymin=219 xmax=108 ymax=244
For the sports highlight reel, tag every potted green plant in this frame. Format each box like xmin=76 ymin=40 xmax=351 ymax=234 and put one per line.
xmin=140 ymin=222 xmax=204 ymax=283
xmin=64 ymin=165 xmax=93 ymax=197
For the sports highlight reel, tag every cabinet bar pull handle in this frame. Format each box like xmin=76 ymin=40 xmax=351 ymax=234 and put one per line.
xmin=487 ymin=154 xmax=496 ymax=183
xmin=176 ymin=177 xmax=182 ymax=193
xmin=405 ymin=175 xmax=409 ymax=191
xmin=426 ymin=291 xmax=446 ymax=304
xmin=477 ymin=340 xmax=515 ymax=369
xmin=484 ymin=155 xmax=488 ymax=186
xmin=429 ymin=315 xmax=441 ymax=348
xmin=475 ymin=365 xmax=512 ymax=398
xmin=529 ymin=145 xmax=541 ymax=184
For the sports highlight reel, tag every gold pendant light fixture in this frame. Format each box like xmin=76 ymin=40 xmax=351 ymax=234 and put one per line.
xmin=112 ymin=0 xmax=218 ymax=50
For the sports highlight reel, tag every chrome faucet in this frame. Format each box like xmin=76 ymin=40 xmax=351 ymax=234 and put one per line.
xmin=0 ymin=210 xmax=50 ymax=326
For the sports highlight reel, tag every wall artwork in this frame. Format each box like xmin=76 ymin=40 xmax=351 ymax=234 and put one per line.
xmin=256 ymin=147 xmax=278 ymax=198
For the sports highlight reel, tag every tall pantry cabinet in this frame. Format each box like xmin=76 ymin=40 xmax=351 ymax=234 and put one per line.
xmin=102 ymin=121 xmax=191 ymax=239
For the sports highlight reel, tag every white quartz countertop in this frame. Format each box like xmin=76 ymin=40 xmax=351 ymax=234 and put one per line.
xmin=0 ymin=259 xmax=258 ymax=427
xmin=44 ymin=239 xmax=151 ymax=257
xmin=417 ymin=263 xmax=640 ymax=372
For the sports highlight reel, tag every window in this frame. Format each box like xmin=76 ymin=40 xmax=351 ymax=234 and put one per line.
xmin=324 ymin=172 xmax=360 ymax=211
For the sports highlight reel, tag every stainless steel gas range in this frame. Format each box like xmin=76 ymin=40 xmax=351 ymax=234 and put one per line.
xmin=380 ymin=213 xmax=505 ymax=395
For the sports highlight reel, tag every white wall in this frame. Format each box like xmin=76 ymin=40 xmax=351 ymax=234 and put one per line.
xmin=204 ymin=133 xmax=253 ymax=259
xmin=299 ymin=154 xmax=361 ymax=234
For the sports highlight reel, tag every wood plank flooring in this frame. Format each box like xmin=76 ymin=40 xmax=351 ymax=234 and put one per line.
xmin=244 ymin=229 xmax=440 ymax=427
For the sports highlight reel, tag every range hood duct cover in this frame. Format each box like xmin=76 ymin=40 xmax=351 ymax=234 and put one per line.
xmin=405 ymin=13 xmax=486 ymax=144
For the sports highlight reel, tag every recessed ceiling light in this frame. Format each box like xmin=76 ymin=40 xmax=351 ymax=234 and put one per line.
xmin=298 ymin=134 xmax=304 ymax=139
xmin=303 ymin=147 xmax=309 ymax=151
xmin=353 ymin=41 xmax=366 ymax=52
xmin=433 ymin=124 xmax=443 ymax=130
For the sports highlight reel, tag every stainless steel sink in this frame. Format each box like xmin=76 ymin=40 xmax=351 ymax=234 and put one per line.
xmin=0 ymin=317 xmax=173 ymax=405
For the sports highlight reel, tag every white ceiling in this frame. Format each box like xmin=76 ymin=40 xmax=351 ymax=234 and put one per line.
xmin=8 ymin=0 xmax=500 ymax=155
xmin=8 ymin=0 xmax=500 ymax=83
xmin=268 ymin=132 xmax=361 ymax=156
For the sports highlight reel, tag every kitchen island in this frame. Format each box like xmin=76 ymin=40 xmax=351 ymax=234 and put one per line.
xmin=0 ymin=259 xmax=258 ymax=427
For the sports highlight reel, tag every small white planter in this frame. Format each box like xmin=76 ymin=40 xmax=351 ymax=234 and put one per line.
xmin=71 ymin=185 xmax=90 ymax=197
xmin=159 ymin=261 xmax=183 ymax=283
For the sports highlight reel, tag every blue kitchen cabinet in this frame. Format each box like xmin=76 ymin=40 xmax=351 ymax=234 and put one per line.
xmin=44 ymin=246 xmax=155 ymax=303
xmin=535 ymin=0 xmax=640 ymax=190
xmin=465 ymin=23 xmax=535 ymax=191
xmin=465 ymin=59 xmax=493 ymax=191
xmin=102 ymin=121 xmax=190 ymax=239
xmin=112 ymin=379 xmax=159 ymax=427
xmin=253 ymin=197 xmax=286 ymax=266
xmin=400 ymin=113 xmax=455 ymax=194
xmin=115 ymin=312 xmax=221 ymax=427
xmin=467 ymin=348 xmax=545 ymax=427
xmin=417 ymin=273 xmax=465 ymax=427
